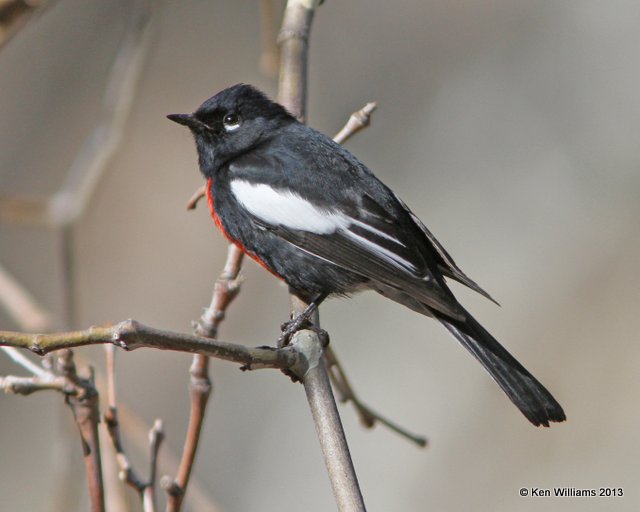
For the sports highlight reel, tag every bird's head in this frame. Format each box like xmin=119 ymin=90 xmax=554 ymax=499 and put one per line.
xmin=167 ymin=84 xmax=295 ymax=177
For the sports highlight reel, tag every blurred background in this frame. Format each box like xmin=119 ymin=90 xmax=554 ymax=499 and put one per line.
xmin=1 ymin=0 xmax=639 ymax=510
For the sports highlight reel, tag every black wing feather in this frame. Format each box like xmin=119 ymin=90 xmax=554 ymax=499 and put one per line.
xmin=269 ymin=223 xmax=465 ymax=320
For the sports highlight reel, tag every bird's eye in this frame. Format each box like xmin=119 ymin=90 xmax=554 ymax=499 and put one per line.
xmin=222 ymin=113 xmax=241 ymax=132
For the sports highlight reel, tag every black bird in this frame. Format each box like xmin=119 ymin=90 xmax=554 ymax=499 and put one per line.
xmin=168 ymin=84 xmax=565 ymax=427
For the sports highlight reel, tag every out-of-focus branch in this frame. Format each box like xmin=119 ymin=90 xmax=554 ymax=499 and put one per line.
xmin=185 ymin=185 xmax=207 ymax=210
xmin=0 ymin=263 xmax=52 ymax=332
xmin=259 ymin=0 xmax=279 ymax=77
xmin=278 ymin=0 xmax=318 ymax=122
xmin=325 ymin=347 xmax=427 ymax=447
xmin=104 ymin=345 xmax=164 ymax=512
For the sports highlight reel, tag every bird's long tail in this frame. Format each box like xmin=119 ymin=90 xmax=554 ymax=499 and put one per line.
xmin=436 ymin=308 xmax=565 ymax=426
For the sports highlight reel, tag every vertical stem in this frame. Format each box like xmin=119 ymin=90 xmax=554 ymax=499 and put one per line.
xmin=277 ymin=0 xmax=319 ymax=121
xmin=167 ymin=355 xmax=211 ymax=512
xmin=303 ymin=358 xmax=366 ymax=511
xmin=70 ymin=389 xmax=106 ymax=512
xmin=165 ymin=244 xmax=243 ymax=511
xmin=59 ymin=349 xmax=105 ymax=512
xmin=278 ymin=1 xmax=366 ymax=510
xmin=60 ymin=224 xmax=77 ymax=329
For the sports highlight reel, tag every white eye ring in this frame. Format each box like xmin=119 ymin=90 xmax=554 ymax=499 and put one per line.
xmin=223 ymin=113 xmax=241 ymax=132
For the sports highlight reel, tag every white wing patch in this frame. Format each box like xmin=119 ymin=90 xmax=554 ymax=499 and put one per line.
xmin=230 ymin=180 xmax=348 ymax=234
xmin=230 ymin=179 xmax=417 ymax=273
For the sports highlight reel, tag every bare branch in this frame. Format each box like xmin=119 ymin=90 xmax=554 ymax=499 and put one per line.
xmin=333 ymin=102 xmax=378 ymax=145
xmin=185 ymin=184 xmax=207 ymax=211
xmin=325 ymin=347 xmax=427 ymax=448
xmin=0 ymin=319 xmax=297 ymax=369
xmin=195 ymin=244 xmax=244 ymax=339
xmin=0 ymin=263 xmax=52 ymax=332
xmin=164 ymin=355 xmax=211 ymax=512
xmin=1 ymin=347 xmax=106 ymax=511
xmin=289 ymin=330 xmax=366 ymax=511
xmin=277 ymin=0 xmax=320 ymax=122
xmin=259 ymin=0 xmax=279 ymax=77
xmin=277 ymin=0 xmax=367 ymax=510
xmin=144 ymin=420 xmax=164 ymax=512
xmin=104 ymin=346 xmax=146 ymax=493
xmin=1 ymin=373 xmax=67 ymax=395
xmin=166 ymin=243 xmax=244 ymax=511
xmin=1 ymin=346 xmax=49 ymax=378
xmin=56 ymin=349 xmax=105 ymax=512
xmin=104 ymin=345 xmax=166 ymax=511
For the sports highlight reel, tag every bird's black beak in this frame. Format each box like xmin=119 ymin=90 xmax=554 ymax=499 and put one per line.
xmin=167 ymin=113 xmax=206 ymax=130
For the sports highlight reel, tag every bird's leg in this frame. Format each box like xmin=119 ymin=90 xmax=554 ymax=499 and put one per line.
xmin=278 ymin=293 xmax=329 ymax=348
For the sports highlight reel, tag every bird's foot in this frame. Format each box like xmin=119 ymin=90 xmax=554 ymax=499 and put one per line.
xmin=278 ymin=318 xmax=330 ymax=348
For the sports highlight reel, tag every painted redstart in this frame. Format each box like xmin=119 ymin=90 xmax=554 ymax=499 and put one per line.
xmin=168 ymin=84 xmax=565 ymax=427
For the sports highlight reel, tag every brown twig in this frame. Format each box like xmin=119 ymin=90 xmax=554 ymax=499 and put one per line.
xmin=104 ymin=345 xmax=165 ymax=512
xmin=56 ymin=349 xmax=105 ymax=512
xmin=185 ymin=184 xmax=207 ymax=210
xmin=116 ymin=401 xmax=223 ymax=512
xmin=162 ymin=356 xmax=210 ymax=512
xmin=1 ymin=344 xmax=105 ymax=512
xmin=164 ymin=244 xmax=244 ymax=511
xmin=324 ymin=347 xmax=427 ymax=447
xmin=333 ymin=102 xmax=378 ymax=145
xmin=259 ymin=0 xmax=279 ymax=77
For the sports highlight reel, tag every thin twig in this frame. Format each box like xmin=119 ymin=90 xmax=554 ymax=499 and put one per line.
xmin=333 ymin=102 xmax=378 ymax=145
xmin=185 ymin=184 xmax=207 ymax=210
xmin=1 ymin=344 xmax=106 ymax=511
xmin=104 ymin=346 xmax=146 ymax=493
xmin=165 ymin=244 xmax=244 ymax=511
xmin=104 ymin=345 xmax=165 ymax=511
xmin=116 ymin=401 xmax=223 ymax=512
xmin=163 ymin=356 xmax=211 ymax=512
xmin=1 ymin=346 xmax=49 ymax=378
xmin=325 ymin=347 xmax=427 ymax=447
xmin=57 ymin=349 xmax=105 ymax=512
xmin=144 ymin=420 xmax=164 ymax=512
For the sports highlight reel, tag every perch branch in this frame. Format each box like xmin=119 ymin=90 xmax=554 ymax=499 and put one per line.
xmin=0 ymin=319 xmax=297 ymax=369
xmin=278 ymin=0 xmax=366 ymax=510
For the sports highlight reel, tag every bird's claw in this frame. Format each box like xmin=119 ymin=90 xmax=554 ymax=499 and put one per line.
xmin=278 ymin=318 xmax=330 ymax=348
